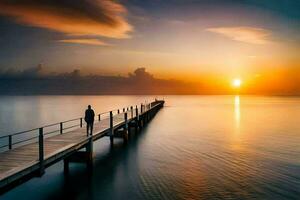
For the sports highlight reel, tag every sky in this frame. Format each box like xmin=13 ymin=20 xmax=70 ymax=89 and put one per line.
xmin=0 ymin=0 xmax=299 ymax=93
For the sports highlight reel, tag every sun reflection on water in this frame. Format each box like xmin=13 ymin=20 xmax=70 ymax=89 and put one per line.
xmin=234 ymin=95 xmax=240 ymax=129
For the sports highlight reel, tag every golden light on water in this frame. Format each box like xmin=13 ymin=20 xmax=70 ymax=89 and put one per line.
xmin=234 ymin=95 xmax=240 ymax=128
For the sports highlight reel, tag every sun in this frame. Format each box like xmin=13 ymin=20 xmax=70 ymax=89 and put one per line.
xmin=232 ymin=78 xmax=242 ymax=88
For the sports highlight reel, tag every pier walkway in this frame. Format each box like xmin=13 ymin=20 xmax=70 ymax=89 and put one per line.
xmin=0 ymin=100 xmax=164 ymax=193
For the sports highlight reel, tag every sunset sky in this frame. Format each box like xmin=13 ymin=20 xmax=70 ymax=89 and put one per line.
xmin=0 ymin=0 xmax=299 ymax=93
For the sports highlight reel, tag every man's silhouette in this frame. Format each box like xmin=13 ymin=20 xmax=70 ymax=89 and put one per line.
xmin=85 ymin=105 xmax=95 ymax=136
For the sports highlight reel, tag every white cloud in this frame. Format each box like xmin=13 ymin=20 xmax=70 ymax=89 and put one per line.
xmin=206 ymin=26 xmax=273 ymax=45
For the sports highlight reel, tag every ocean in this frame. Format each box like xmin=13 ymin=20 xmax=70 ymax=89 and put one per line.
xmin=1 ymin=95 xmax=299 ymax=200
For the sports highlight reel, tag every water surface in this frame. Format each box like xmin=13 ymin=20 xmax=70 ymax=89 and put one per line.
xmin=1 ymin=95 xmax=299 ymax=199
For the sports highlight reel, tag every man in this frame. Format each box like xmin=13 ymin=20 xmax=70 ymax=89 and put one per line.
xmin=85 ymin=105 xmax=95 ymax=136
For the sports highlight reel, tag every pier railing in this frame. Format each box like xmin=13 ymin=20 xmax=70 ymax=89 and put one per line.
xmin=0 ymin=101 xmax=157 ymax=153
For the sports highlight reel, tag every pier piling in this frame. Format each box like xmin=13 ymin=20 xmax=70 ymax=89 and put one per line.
xmin=110 ymin=111 xmax=114 ymax=146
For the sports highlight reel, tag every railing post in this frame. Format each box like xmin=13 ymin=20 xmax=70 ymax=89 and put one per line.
xmin=146 ymin=104 xmax=148 ymax=121
xmin=60 ymin=122 xmax=63 ymax=134
xmin=124 ymin=112 xmax=128 ymax=143
xmin=131 ymin=106 xmax=133 ymax=119
xmin=125 ymin=112 xmax=128 ymax=128
xmin=135 ymin=105 xmax=139 ymax=133
xmin=8 ymin=135 xmax=12 ymax=150
xmin=140 ymin=104 xmax=143 ymax=127
xmin=80 ymin=118 xmax=83 ymax=127
xmin=148 ymin=104 xmax=151 ymax=119
xmin=98 ymin=114 xmax=101 ymax=121
xmin=110 ymin=111 xmax=114 ymax=145
xmin=39 ymin=127 xmax=45 ymax=176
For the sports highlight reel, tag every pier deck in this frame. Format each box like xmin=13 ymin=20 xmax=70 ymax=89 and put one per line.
xmin=0 ymin=100 xmax=164 ymax=193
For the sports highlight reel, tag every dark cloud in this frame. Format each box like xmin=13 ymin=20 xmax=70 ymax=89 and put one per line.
xmin=0 ymin=0 xmax=132 ymax=38
xmin=129 ymin=68 xmax=154 ymax=81
xmin=0 ymin=66 xmax=195 ymax=95
xmin=0 ymin=64 xmax=45 ymax=78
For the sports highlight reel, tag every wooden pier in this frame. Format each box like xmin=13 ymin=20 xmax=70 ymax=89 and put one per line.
xmin=0 ymin=100 xmax=164 ymax=193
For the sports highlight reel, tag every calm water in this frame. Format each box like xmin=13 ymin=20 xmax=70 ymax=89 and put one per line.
xmin=1 ymin=95 xmax=300 ymax=200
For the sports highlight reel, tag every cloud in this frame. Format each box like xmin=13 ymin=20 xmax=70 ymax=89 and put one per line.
xmin=0 ymin=63 xmax=46 ymax=78
xmin=0 ymin=0 xmax=132 ymax=39
xmin=58 ymin=38 xmax=109 ymax=46
xmin=0 ymin=67 xmax=196 ymax=95
xmin=129 ymin=68 xmax=154 ymax=81
xmin=206 ymin=26 xmax=272 ymax=45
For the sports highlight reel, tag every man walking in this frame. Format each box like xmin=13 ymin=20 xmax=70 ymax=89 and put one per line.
xmin=85 ymin=105 xmax=95 ymax=136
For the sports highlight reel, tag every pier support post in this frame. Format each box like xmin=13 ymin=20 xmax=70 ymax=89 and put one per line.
xmin=60 ymin=122 xmax=63 ymax=134
xmin=110 ymin=111 xmax=114 ymax=146
xmin=135 ymin=106 xmax=139 ymax=131
xmin=85 ymin=123 xmax=94 ymax=168
xmin=64 ymin=159 xmax=69 ymax=174
xmin=38 ymin=127 xmax=45 ymax=176
xmin=149 ymin=106 xmax=152 ymax=120
xmin=123 ymin=112 xmax=129 ymax=143
xmin=8 ymin=135 xmax=12 ymax=150
xmin=140 ymin=104 xmax=143 ymax=128
xmin=135 ymin=105 xmax=138 ymax=118
xmin=86 ymin=137 xmax=93 ymax=169
xmin=85 ymin=118 xmax=94 ymax=168
xmin=147 ymin=105 xmax=149 ymax=120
